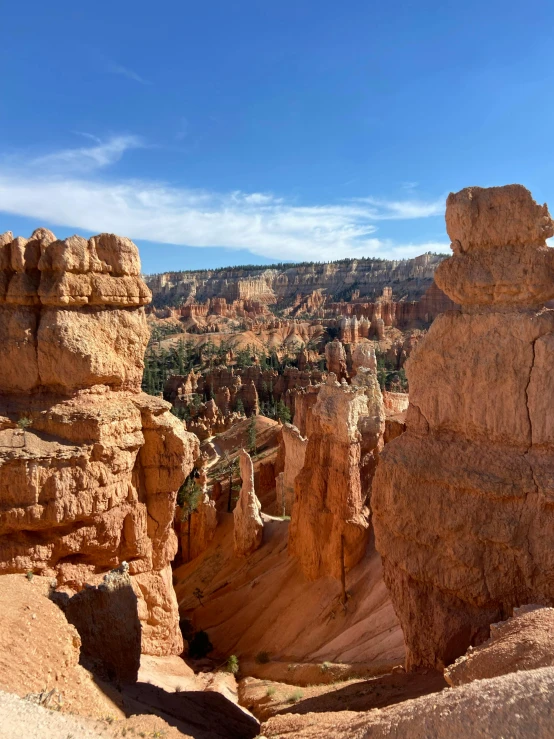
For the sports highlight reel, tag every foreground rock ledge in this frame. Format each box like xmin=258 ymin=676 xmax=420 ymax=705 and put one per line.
xmin=372 ymin=184 xmax=554 ymax=669
xmin=0 ymin=229 xmax=198 ymax=655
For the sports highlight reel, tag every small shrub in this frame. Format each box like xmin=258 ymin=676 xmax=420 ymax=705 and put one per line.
xmin=26 ymin=571 xmax=34 ymax=581
xmin=286 ymin=689 xmax=303 ymax=703
xmin=266 ymin=686 xmax=276 ymax=698
xmin=225 ymin=654 xmax=239 ymax=675
xmin=188 ymin=630 xmax=213 ymax=659
xmin=256 ymin=650 xmax=270 ymax=664
xmin=320 ymin=661 xmax=331 ymax=673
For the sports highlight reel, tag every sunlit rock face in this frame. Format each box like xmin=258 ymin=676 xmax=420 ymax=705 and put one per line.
xmin=373 ymin=185 xmax=554 ymax=669
xmin=0 ymin=229 xmax=198 ymax=656
xmin=234 ymin=449 xmax=263 ymax=557
xmin=288 ymin=371 xmax=384 ymax=581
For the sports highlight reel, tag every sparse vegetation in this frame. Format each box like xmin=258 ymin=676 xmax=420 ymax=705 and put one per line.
xmin=177 ymin=473 xmax=203 ymax=561
xmin=286 ymin=689 xmax=303 ymax=703
xmin=255 ymin=650 xmax=270 ymax=664
xmin=247 ymin=414 xmax=257 ymax=455
xmin=224 ymin=654 xmax=240 ymax=675
xmin=320 ymin=661 xmax=332 ymax=673
xmin=266 ymin=686 xmax=276 ymax=698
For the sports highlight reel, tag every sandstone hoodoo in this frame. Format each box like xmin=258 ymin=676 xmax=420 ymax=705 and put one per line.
xmin=373 ymin=184 xmax=554 ymax=669
xmin=0 ymin=229 xmax=198 ymax=656
xmin=234 ymin=449 xmax=264 ymax=556
xmin=289 ymin=369 xmax=385 ymax=580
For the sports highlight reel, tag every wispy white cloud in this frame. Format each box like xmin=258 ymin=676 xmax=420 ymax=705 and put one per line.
xmin=31 ymin=135 xmax=145 ymax=173
xmin=109 ymin=63 xmax=151 ymax=85
xmin=0 ymin=136 xmax=448 ymax=262
xmin=354 ymin=196 xmax=444 ymax=220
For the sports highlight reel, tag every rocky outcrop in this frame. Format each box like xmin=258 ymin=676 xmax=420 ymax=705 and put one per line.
xmin=324 ymin=339 xmax=347 ymax=380
xmin=0 ymin=228 xmax=198 ymax=656
xmin=350 ymin=341 xmax=376 ymax=377
xmin=288 ymin=372 xmax=384 ymax=580
xmin=233 ymin=450 xmax=263 ymax=556
xmin=445 ymin=605 xmax=554 ymax=687
xmin=262 ymin=667 xmax=554 ymax=738
xmin=63 ymin=564 xmax=141 ymax=683
xmin=373 ymin=185 xmax=554 ymax=670
xmin=180 ymin=471 xmax=218 ymax=562
xmin=275 ymin=424 xmax=308 ymax=516
xmin=0 ymin=573 xmax=123 ymax=718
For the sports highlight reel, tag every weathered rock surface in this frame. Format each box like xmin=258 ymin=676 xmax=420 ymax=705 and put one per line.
xmin=180 ymin=471 xmax=218 ymax=562
xmin=289 ymin=372 xmax=384 ymax=580
xmin=350 ymin=341 xmax=377 ymax=377
xmin=262 ymin=666 xmax=554 ymax=738
xmin=275 ymin=424 xmax=308 ymax=516
xmin=445 ymin=605 xmax=554 ymax=687
xmin=324 ymin=339 xmax=347 ymax=380
xmin=373 ymin=185 xmax=554 ymax=669
xmin=63 ymin=564 xmax=141 ymax=683
xmin=0 ymin=229 xmax=198 ymax=656
xmin=0 ymin=574 xmax=123 ymax=718
xmin=233 ymin=450 xmax=263 ymax=556
xmin=436 ymin=185 xmax=554 ymax=307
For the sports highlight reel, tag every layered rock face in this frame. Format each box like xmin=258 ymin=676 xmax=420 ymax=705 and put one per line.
xmin=0 ymin=229 xmax=198 ymax=656
xmin=373 ymin=185 xmax=554 ymax=669
xmin=275 ymin=424 xmax=308 ymax=516
xmin=289 ymin=371 xmax=385 ymax=580
xmin=147 ymin=253 xmax=445 ymax=307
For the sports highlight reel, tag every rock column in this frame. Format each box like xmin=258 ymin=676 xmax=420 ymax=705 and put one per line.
xmin=373 ymin=185 xmax=554 ymax=669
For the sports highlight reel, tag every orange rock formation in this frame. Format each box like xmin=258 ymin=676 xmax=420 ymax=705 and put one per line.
xmin=233 ymin=450 xmax=264 ymax=556
xmin=289 ymin=370 xmax=385 ymax=580
xmin=373 ymin=185 xmax=554 ymax=669
xmin=0 ymin=229 xmax=198 ymax=656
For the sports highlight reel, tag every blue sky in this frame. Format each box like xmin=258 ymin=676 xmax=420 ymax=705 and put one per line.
xmin=1 ymin=1 xmax=553 ymax=273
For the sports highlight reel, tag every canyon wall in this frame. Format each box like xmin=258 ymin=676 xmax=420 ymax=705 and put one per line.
xmin=147 ymin=253 xmax=446 ymax=308
xmin=372 ymin=185 xmax=554 ymax=669
xmin=0 ymin=229 xmax=198 ymax=656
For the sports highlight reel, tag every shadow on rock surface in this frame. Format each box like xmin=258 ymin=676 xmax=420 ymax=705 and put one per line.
xmin=275 ymin=669 xmax=446 ymax=716
xmin=121 ymin=682 xmax=260 ymax=739
xmin=55 ymin=564 xmax=141 ymax=685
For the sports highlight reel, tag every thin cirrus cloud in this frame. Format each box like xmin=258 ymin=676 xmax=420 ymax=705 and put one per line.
xmin=32 ymin=135 xmax=146 ymax=172
xmin=108 ymin=63 xmax=151 ymax=85
xmin=0 ymin=135 xmax=449 ymax=262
